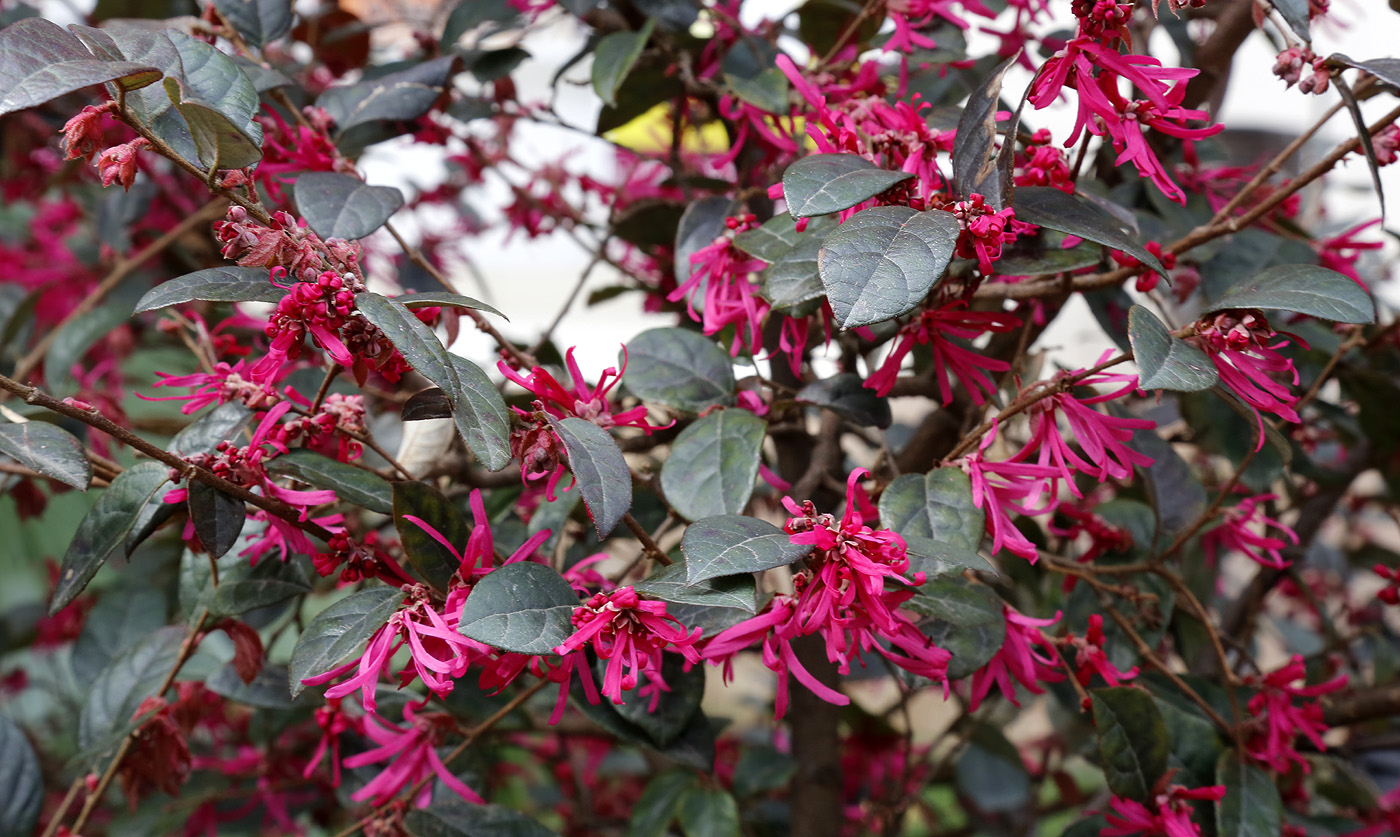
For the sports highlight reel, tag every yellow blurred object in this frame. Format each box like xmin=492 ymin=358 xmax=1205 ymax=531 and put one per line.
xmin=603 ymin=105 xmax=812 ymax=154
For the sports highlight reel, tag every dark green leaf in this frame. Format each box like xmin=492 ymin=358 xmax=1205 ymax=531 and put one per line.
xmin=760 ymin=237 xmax=825 ymax=314
xmin=782 ymin=153 xmax=914 ymax=219
xmin=1130 ymin=427 xmax=1206 ymax=539
xmin=723 ymin=67 xmax=788 ymax=113
xmin=78 ymin=625 xmax=183 ymax=749
xmin=214 ymin=0 xmax=293 ymax=47
xmin=163 ymin=32 xmax=264 ymax=169
xmin=1274 ymin=0 xmax=1311 ymax=41
xmin=403 ymin=388 xmax=452 ymax=421
xmin=448 ymin=355 xmax=513 ymax=471
xmin=457 ymin=562 xmax=579 ymax=654
xmin=955 ymin=724 xmax=1030 ymax=813
xmin=356 ymin=292 xmax=459 ymax=399
xmin=0 ymin=420 xmax=91 ymax=490
xmin=1013 ymin=187 xmax=1168 ymax=282
xmin=734 ymin=213 xmax=834 ymax=263
xmin=187 ymin=481 xmax=246 ymax=559
xmin=795 ymin=373 xmax=892 ymax=428
xmin=70 ymin=24 xmax=181 ymax=130
xmin=317 ymin=56 xmax=455 ymax=135
xmin=662 ymin=601 xmax=752 ymax=639
xmin=817 ymin=206 xmax=960 ymax=328
xmin=604 ymin=652 xmax=705 ymax=747
xmin=134 ymin=266 xmax=283 ymax=313
xmin=440 ymin=0 xmax=520 ymax=50
xmin=0 ymin=18 xmax=159 ymax=117
xmin=732 ymin=745 xmax=797 ymax=798
xmin=1127 ymin=305 xmax=1218 ymax=392
xmin=1331 ymin=53 xmax=1400 ymax=90
xmin=45 ymin=297 xmax=134 ymax=395
xmin=1216 ymin=752 xmax=1283 ymax=837
xmin=71 ymin=588 xmax=167 ymax=687
xmin=629 ymin=769 xmax=698 ymax=837
xmin=623 ymin=327 xmax=735 ymax=413
xmin=592 ymin=20 xmax=655 ymax=108
xmin=397 ymin=290 xmax=505 ymax=319
xmin=267 ymin=449 xmax=394 ymax=514
xmin=1334 ymin=76 xmax=1385 ymax=219
xmin=953 ymin=53 xmax=1017 ymax=207
xmin=404 ymin=799 xmax=559 ymax=837
xmin=232 ymin=56 xmax=292 ymax=91
xmin=206 ymin=558 xmax=311 ymax=617
xmin=550 ymin=417 xmax=632 ymax=538
xmin=52 ymin=462 xmax=169 ymax=615
xmin=661 ymin=409 xmax=766 ymax=522
xmin=908 ymin=576 xmax=1002 ymax=679
xmin=207 ymin=663 xmax=307 ymax=710
xmin=903 ymin=535 xmax=996 ymax=577
xmin=1091 ymin=687 xmax=1169 ymax=801
xmin=674 ymin=197 xmax=735 ymax=284
xmin=633 ymin=0 xmax=699 ymax=30
xmin=0 ymin=715 xmax=41 ymax=837
xmin=633 ymin=559 xmax=758 ymax=613
xmin=879 ymin=469 xmax=984 ymax=552
xmin=678 ymin=515 xmax=810 ymax=586
xmin=394 ymin=480 xmax=471 ymax=591
xmin=170 ymin=402 xmax=254 ymax=457
xmin=1202 ymin=264 xmax=1375 ymax=324
xmin=289 ymin=586 xmax=402 ymax=696
xmin=996 ymin=241 xmax=1103 ymax=277
xmin=596 ymin=56 xmax=682 ymax=134
xmin=294 ymin=172 xmax=404 ymax=241
xmin=676 ymin=785 xmax=741 ymax=837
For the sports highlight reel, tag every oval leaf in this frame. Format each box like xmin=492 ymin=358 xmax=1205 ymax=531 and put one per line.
xmin=394 ymin=480 xmax=471 ymax=591
xmin=52 ymin=461 xmax=170 ymax=615
xmin=591 ymin=20 xmax=655 ymax=108
xmin=187 ymin=481 xmax=246 ymax=559
xmin=397 ymin=291 xmax=505 ymax=320
xmin=817 ymin=206 xmax=960 ymax=329
xmin=458 ymin=561 xmax=579 ymax=654
xmin=679 ymin=515 xmax=812 ymax=585
xmin=878 ymin=469 xmax=984 ymax=553
xmin=1013 ymin=187 xmax=1169 ymax=282
xmin=404 ymin=799 xmax=559 ymax=837
xmin=795 ymin=373 xmax=892 ymax=428
xmin=134 ymin=266 xmax=284 ymax=314
xmin=355 ymin=292 xmax=459 ymax=399
xmin=316 ymin=55 xmax=455 ymax=135
xmin=550 ymin=416 xmax=632 ymax=538
xmin=632 ymin=560 xmax=758 ymax=613
xmin=661 ymin=409 xmax=766 ymax=522
xmin=783 ymin=153 xmax=914 ymax=219
xmin=1203 ymin=264 xmax=1376 ymax=324
xmin=289 ymin=586 xmax=403 ymax=696
xmin=623 ymin=327 xmax=735 ymax=413
xmin=1127 ymin=305 xmax=1218 ymax=392
xmin=448 ymin=355 xmax=513 ymax=472
xmin=267 ymin=449 xmax=392 ymax=514
xmin=761 ymin=237 xmax=825 ymax=314
xmin=213 ymin=0 xmax=293 ymax=48
xmin=952 ymin=54 xmax=1017 ymax=206
xmin=0 ymin=420 xmax=92 ymax=490
xmin=1091 ymin=686 xmax=1169 ymax=802
xmin=294 ymin=172 xmax=405 ymax=241
xmin=1216 ymin=751 xmax=1283 ymax=837
xmin=78 ymin=625 xmax=184 ymax=750
xmin=676 ymin=785 xmax=741 ymax=837
xmin=0 ymin=19 xmax=159 ymax=117
xmin=0 ymin=716 xmax=41 ymax=837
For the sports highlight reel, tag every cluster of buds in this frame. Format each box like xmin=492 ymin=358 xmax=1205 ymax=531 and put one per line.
xmin=1274 ymin=46 xmax=1332 ymax=95
xmin=1374 ymin=123 xmax=1400 ymax=166
xmin=1073 ymin=0 xmax=1133 ymax=41
xmin=312 ymin=531 xmax=411 ymax=584
xmin=214 ymin=208 xmax=323 ymax=275
xmin=96 ymin=138 xmax=150 ymax=191
xmin=1015 ymin=129 xmax=1075 ymax=192
xmin=282 ymin=393 xmax=368 ymax=460
xmin=1375 ymin=563 xmax=1400 ymax=605
xmin=509 ymin=406 xmax=569 ymax=501
xmin=949 ymin=193 xmax=1018 ymax=275
xmin=249 ymin=268 xmax=367 ymax=384
xmin=60 ymin=102 xmax=116 ymax=163
xmin=1111 ymin=240 xmax=1176 ymax=292
xmin=1193 ymin=309 xmax=1274 ymax=352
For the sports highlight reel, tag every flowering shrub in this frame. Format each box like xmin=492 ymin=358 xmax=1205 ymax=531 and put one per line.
xmin=0 ymin=0 xmax=1399 ymax=836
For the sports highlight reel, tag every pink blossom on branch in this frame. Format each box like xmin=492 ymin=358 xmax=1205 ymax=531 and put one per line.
xmin=1102 ymin=782 xmax=1226 ymax=837
xmin=865 ymin=301 xmax=1022 ymax=403
xmin=1202 ymin=493 xmax=1297 ymax=570
xmin=553 ymin=586 xmax=701 ymax=707
xmin=1243 ymin=655 xmax=1347 ymax=773
xmin=499 ymin=346 xmax=669 ymax=433
xmin=967 ymin=605 xmax=1064 ymax=710
xmin=342 ymin=700 xmax=484 ymax=807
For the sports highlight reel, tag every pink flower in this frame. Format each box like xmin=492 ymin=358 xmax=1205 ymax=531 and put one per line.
xmin=342 ymin=701 xmax=483 ymax=807
xmin=95 ymin=138 xmax=149 ymax=191
xmin=1190 ymin=310 xmax=1303 ymax=432
xmin=1102 ymin=783 xmax=1226 ymax=837
xmin=61 ymin=104 xmax=111 ymax=163
xmin=1244 ymin=655 xmax=1347 ymax=773
xmin=1069 ymin=614 xmax=1137 ymax=687
xmin=499 ymin=346 xmax=669 ymax=433
xmin=667 ymin=217 xmax=772 ymax=357
xmin=138 ymin=360 xmax=280 ymax=415
xmin=967 ymin=605 xmax=1064 ymax=710
xmin=865 ymin=302 xmax=1021 ymax=403
xmin=959 ymin=433 xmax=1059 ymax=562
xmin=1202 ymin=493 xmax=1297 ymax=570
xmin=509 ymin=410 xmax=570 ymax=501
xmin=1317 ymin=219 xmax=1384 ymax=290
xmin=554 ymin=586 xmax=701 ymax=706
xmin=952 ymin=193 xmax=1018 ymax=274
xmin=303 ymin=698 xmax=360 ymax=786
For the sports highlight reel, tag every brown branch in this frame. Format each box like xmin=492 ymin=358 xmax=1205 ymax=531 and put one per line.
xmin=622 ymin=512 xmax=672 ymax=566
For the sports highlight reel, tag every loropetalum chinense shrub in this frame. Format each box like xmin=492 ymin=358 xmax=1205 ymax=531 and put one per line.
xmin=5 ymin=0 xmax=1400 ymax=836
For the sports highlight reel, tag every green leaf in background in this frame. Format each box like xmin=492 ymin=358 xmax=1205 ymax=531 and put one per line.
xmin=288 ymin=586 xmax=402 ymax=696
xmin=723 ymin=67 xmax=789 ymax=113
xmin=187 ymin=481 xmax=246 ymax=559
xmin=661 ymin=409 xmax=766 ymax=522
xmin=632 ymin=559 xmax=758 ymax=613
xmin=878 ymin=469 xmax=984 ymax=553
xmin=134 ymin=266 xmax=284 ymax=314
xmin=1216 ymin=751 xmax=1283 ymax=837
xmin=629 ymin=769 xmax=699 ymax=837
xmin=394 ymin=480 xmax=471 ymax=591
xmin=678 ymin=515 xmax=811 ymax=585
xmin=45 ymin=296 xmax=137 ymax=396
xmin=52 ymin=461 xmax=170 ymax=615
xmin=207 ymin=663 xmax=308 ymax=710
xmin=213 ymin=0 xmax=293 ymax=48
xmin=78 ymin=625 xmax=183 ymax=750
xmin=954 ymin=723 xmax=1030 ymax=813
xmin=1127 ymin=305 xmax=1218 ymax=392
xmin=294 ymin=171 xmax=405 ymax=241
xmin=317 ymin=55 xmax=455 ymax=135
xmin=448 ymin=355 xmax=514 ymax=471
xmin=795 ymin=373 xmax=892 ymax=428
xmin=0 ymin=420 xmax=92 ymax=490
xmin=0 ymin=715 xmax=42 ymax=837
xmin=457 ymin=561 xmax=579 ymax=654
xmin=623 ymin=327 xmax=736 ymax=413
xmin=952 ymin=53 xmax=1017 ymax=207
xmin=0 ymin=18 xmax=159 ymax=118
xmin=1091 ymin=686 xmax=1170 ymax=801
xmin=170 ymin=402 xmax=254 ymax=458
xmin=907 ymin=576 xmax=1004 ymax=680
xmin=404 ymin=798 xmax=559 ymax=837
xmin=397 ymin=290 xmax=505 ymax=319
xmin=731 ymin=745 xmax=798 ymax=798
xmin=734 ymin=212 xmax=834 ymax=263
xmin=1013 ymin=187 xmax=1169 ymax=283
xmin=71 ymin=587 xmax=168 ymax=687
xmin=550 ymin=417 xmax=633 ymax=538
xmin=267 ymin=449 xmax=393 ymax=514
xmin=674 ymin=196 xmax=735 ymax=284
xmin=1202 ymin=264 xmax=1376 ymax=324
xmin=676 ymin=785 xmax=741 ymax=837
xmin=205 ymin=558 xmax=311 ymax=617
xmin=782 ymin=153 xmax=914 ymax=219
xmin=591 ymin=20 xmax=655 ymax=108
xmin=817 ymin=206 xmax=960 ymax=328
